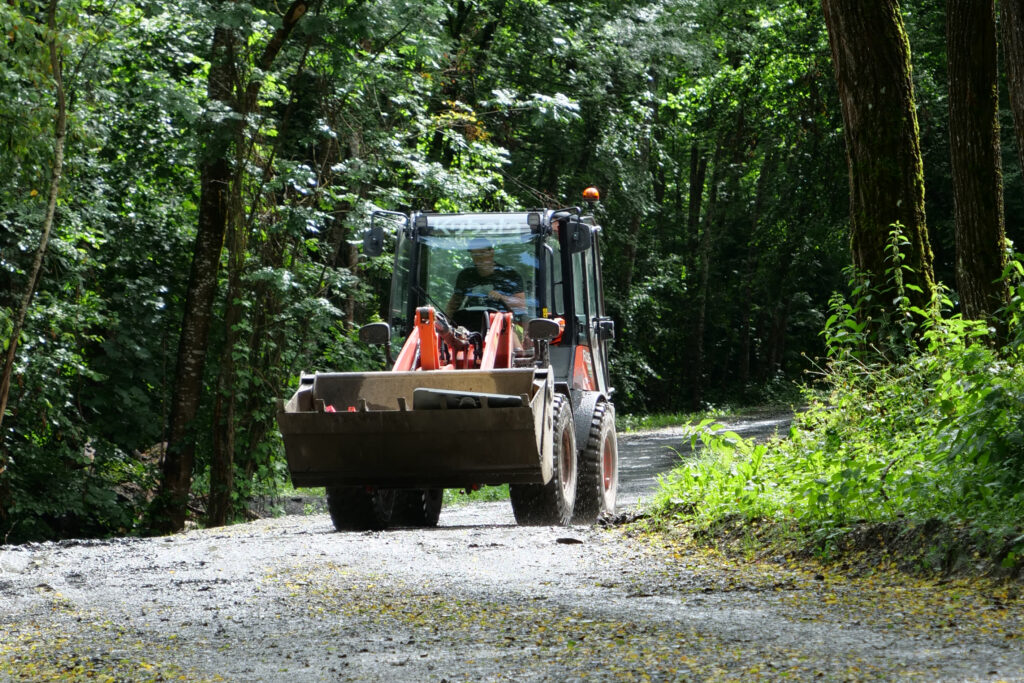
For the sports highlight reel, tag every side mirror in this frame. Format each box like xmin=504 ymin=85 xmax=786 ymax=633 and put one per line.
xmin=363 ymin=223 xmax=385 ymax=257
xmin=359 ymin=322 xmax=391 ymax=346
xmin=526 ymin=317 xmax=560 ymax=342
xmin=359 ymin=322 xmax=392 ymax=367
xmin=366 ymin=209 xmax=410 ymax=256
xmin=567 ymin=216 xmax=592 ymax=253
xmin=597 ymin=318 xmax=615 ymax=341
xmin=526 ymin=318 xmax=561 ymax=367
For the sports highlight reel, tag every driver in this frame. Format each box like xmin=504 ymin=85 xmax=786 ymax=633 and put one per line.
xmin=445 ymin=237 xmax=526 ymax=321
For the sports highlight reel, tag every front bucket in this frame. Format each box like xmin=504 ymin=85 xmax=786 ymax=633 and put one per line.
xmin=276 ymin=368 xmax=554 ymax=488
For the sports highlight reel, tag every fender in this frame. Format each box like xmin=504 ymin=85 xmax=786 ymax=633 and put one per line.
xmin=571 ymin=389 xmax=607 ymax=450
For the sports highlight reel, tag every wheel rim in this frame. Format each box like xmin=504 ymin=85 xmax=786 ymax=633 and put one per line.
xmin=602 ymin=438 xmax=616 ymax=492
xmin=559 ymin=428 xmax=575 ymax=492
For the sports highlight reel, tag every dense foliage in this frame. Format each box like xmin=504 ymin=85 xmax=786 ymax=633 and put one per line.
xmin=657 ymin=264 xmax=1024 ymax=571
xmin=0 ymin=0 xmax=1022 ymax=540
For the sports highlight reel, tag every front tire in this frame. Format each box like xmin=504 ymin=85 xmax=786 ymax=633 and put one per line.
xmin=325 ymin=486 xmax=395 ymax=531
xmin=510 ymin=394 xmax=577 ymax=525
xmin=573 ymin=402 xmax=618 ymax=523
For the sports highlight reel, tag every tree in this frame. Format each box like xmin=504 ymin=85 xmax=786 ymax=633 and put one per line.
xmin=947 ymin=0 xmax=1007 ymax=323
xmin=154 ymin=1 xmax=311 ymax=533
xmin=821 ymin=0 xmax=936 ymax=318
xmin=0 ymin=0 xmax=69 ymax=533
xmin=0 ymin=0 xmax=66 ymax=443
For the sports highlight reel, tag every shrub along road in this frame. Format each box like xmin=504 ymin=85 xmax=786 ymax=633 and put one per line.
xmin=1 ymin=416 xmax=1022 ymax=681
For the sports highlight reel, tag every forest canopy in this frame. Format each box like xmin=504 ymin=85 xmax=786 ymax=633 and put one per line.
xmin=1 ymin=0 xmax=1021 ymax=540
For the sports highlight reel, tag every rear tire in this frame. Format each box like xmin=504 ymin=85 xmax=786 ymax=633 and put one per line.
xmin=510 ymin=394 xmax=577 ymax=525
xmin=392 ymin=488 xmax=443 ymax=527
xmin=572 ymin=402 xmax=618 ymax=524
xmin=325 ymin=487 xmax=395 ymax=531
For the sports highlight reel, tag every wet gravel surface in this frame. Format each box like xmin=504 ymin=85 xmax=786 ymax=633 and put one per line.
xmin=2 ymin=417 xmax=1023 ymax=681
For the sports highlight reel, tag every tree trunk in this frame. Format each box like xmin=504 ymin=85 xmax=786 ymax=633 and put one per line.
xmin=1002 ymin=0 xmax=1024 ymax=192
xmin=209 ymin=26 xmax=318 ymax=526
xmin=152 ymin=24 xmax=238 ymax=534
xmin=207 ymin=162 xmax=247 ymax=528
xmin=948 ymin=0 xmax=1007 ymax=323
xmin=686 ymin=145 xmax=707 ymax=255
xmin=739 ymin=151 xmax=776 ymax=389
xmin=821 ymin=0 xmax=935 ymax=314
xmin=330 ymin=219 xmax=359 ymax=328
xmin=153 ymin=1 xmax=310 ymax=533
xmin=0 ymin=0 xmax=67 ymax=462
xmin=238 ymin=235 xmax=291 ymax=485
xmin=767 ymin=299 xmax=790 ymax=375
xmin=620 ymin=215 xmax=643 ymax=295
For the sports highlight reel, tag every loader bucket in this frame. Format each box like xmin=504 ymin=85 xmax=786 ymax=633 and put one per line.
xmin=276 ymin=368 xmax=554 ymax=489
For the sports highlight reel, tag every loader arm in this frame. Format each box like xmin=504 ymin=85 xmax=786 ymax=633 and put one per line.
xmin=393 ymin=306 xmax=514 ymax=372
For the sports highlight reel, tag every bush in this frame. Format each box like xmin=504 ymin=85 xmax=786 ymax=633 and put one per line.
xmin=655 ymin=243 xmax=1024 ymax=571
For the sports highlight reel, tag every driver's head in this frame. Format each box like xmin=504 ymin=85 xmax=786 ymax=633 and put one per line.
xmin=467 ymin=237 xmax=496 ymax=276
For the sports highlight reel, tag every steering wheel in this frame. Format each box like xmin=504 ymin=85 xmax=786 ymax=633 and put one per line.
xmin=453 ymin=305 xmax=501 ymax=333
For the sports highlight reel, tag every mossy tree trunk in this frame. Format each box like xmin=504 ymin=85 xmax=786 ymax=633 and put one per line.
xmin=948 ymin=0 xmax=1007 ymax=325
xmin=821 ymin=0 xmax=935 ymax=316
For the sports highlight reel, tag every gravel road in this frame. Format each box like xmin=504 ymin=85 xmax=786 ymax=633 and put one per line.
xmin=2 ymin=417 xmax=1023 ymax=681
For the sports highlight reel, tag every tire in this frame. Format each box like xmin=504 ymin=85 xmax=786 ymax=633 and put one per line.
xmin=510 ymin=394 xmax=577 ymax=525
xmin=325 ymin=486 xmax=395 ymax=531
xmin=391 ymin=488 xmax=443 ymax=527
xmin=572 ymin=402 xmax=618 ymax=524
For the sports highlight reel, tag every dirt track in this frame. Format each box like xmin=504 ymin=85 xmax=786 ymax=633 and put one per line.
xmin=2 ymin=420 xmax=1023 ymax=681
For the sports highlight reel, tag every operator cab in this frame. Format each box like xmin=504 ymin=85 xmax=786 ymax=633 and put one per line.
xmin=367 ymin=196 xmax=613 ymax=394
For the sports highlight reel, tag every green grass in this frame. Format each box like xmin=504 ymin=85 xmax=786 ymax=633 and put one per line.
xmin=289 ymin=486 xmax=325 ymax=496
xmin=618 ymin=412 xmax=701 ymax=432
xmin=443 ymin=484 xmax=509 ymax=506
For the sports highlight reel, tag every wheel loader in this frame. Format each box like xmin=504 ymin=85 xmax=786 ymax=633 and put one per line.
xmin=276 ymin=189 xmax=618 ymax=530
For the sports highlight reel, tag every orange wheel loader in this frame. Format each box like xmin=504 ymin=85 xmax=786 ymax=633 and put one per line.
xmin=276 ymin=190 xmax=618 ymax=530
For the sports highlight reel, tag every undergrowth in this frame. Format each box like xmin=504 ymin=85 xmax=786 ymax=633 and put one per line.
xmin=654 ymin=231 xmax=1024 ymax=577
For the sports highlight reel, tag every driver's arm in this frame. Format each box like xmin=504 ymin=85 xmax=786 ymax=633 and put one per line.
xmin=491 ymin=267 xmax=527 ymax=316
xmin=488 ymin=289 xmax=526 ymax=315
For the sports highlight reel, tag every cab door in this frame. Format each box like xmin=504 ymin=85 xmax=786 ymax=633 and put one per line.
xmin=589 ymin=232 xmax=614 ymax=393
xmin=570 ymin=228 xmax=613 ymax=395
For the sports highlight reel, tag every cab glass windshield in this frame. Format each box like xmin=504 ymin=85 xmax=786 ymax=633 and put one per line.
xmin=388 ymin=213 xmax=543 ymax=335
